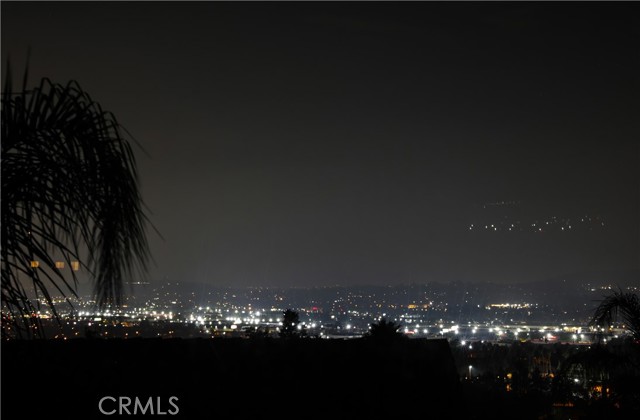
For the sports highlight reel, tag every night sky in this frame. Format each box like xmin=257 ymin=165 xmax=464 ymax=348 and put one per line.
xmin=2 ymin=2 xmax=638 ymax=290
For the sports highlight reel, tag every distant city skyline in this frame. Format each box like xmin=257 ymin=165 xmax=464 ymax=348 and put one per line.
xmin=2 ymin=2 xmax=638 ymax=290
xmin=27 ymin=278 xmax=640 ymax=342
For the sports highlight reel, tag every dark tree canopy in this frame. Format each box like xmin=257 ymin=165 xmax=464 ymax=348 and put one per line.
xmin=366 ymin=318 xmax=406 ymax=341
xmin=280 ymin=309 xmax=300 ymax=338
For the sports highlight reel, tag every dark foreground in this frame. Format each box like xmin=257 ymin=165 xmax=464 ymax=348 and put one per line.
xmin=2 ymin=338 xmax=460 ymax=419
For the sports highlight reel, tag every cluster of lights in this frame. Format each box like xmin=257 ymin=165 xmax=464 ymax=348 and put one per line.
xmin=487 ymin=303 xmax=532 ymax=309
xmin=468 ymin=215 xmax=604 ymax=233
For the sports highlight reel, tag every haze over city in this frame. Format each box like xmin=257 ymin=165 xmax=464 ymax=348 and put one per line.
xmin=3 ymin=2 xmax=638 ymax=291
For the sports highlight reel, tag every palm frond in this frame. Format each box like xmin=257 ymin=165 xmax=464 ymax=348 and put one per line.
xmin=2 ymin=66 xmax=150 ymax=338
xmin=589 ymin=290 xmax=640 ymax=339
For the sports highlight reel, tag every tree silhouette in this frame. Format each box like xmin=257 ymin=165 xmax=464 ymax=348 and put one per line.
xmin=365 ymin=318 xmax=405 ymax=341
xmin=589 ymin=291 xmax=640 ymax=340
xmin=580 ymin=291 xmax=640 ymax=411
xmin=1 ymin=66 xmax=150 ymax=338
xmin=279 ymin=309 xmax=300 ymax=338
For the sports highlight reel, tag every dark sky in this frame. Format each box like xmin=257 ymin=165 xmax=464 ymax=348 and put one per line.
xmin=2 ymin=2 xmax=639 ymax=289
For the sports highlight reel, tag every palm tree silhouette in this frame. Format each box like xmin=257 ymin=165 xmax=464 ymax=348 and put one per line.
xmin=590 ymin=291 xmax=640 ymax=340
xmin=582 ymin=291 xmax=640 ymax=412
xmin=1 ymin=66 xmax=151 ymax=338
